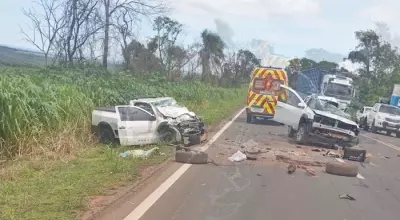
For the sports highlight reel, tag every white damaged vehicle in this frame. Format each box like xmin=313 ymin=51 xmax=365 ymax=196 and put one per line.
xmin=91 ymin=105 xmax=182 ymax=146
xmin=91 ymin=97 xmax=207 ymax=146
xmin=129 ymin=97 xmax=207 ymax=138
xmin=273 ymin=85 xmax=360 ymax=148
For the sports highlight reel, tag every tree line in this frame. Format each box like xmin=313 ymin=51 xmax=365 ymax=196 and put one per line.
xmin=21 ymin=0 xmax=260 ymax=87
xmin=285 ymin=23 xmax=400 ymax=107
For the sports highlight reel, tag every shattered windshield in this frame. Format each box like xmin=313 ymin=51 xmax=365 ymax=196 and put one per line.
xmin=379 ymin=105 xmax=400 ymax=115
xmin=152 ymin=98 xmax=179 ymax=107
xmin=309 ymin=98 xmax=348 ymax=117
xmin=324 ymin=82 xmax=353 ymax=100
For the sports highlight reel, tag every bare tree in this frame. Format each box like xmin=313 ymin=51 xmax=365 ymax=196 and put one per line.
xmin=100 ymin=0 xmax=167 ymax=68
xmin=21 ymin=0 xmax=67 ymax=67
xmin=115 ymin=8 xmax=140 ymax=68
xmin=61 ymin=0 xmax=103 ymax=64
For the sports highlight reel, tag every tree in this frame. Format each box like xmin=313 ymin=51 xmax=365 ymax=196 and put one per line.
xmin=199 ymin=29 xmax=225 ymax=83
xmin=21 ymin=0 xmax=67 ymax=66
xmin=100 ymin=0 xmax=166 ymax=68
xmin=150 ymin=16 xmax=183 ymax=78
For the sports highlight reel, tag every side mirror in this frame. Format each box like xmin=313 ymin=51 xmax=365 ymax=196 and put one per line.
xmin=298 ymin=103 xmax=306 ymax=108
xmin=150 ymin=115 xmax=156 ymax=121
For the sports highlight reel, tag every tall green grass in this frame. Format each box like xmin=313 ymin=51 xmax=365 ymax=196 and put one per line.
xmin=0 ymin=66 xmax=246 ymax=158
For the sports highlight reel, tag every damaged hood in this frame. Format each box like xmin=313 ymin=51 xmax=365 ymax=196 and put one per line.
xmin=313 ymin=109 xmax=358 ymax=126
xmin=156 ymin=106 xmax=196 ymax=118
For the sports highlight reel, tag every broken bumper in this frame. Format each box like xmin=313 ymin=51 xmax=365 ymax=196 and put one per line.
xmin=309 ymin=122 xmax=359 ymax=147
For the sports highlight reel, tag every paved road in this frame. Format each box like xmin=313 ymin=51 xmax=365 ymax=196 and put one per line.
xmin=96 ymin=110 xmax=400 ymax=220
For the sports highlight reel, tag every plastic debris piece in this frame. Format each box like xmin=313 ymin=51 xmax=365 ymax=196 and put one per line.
xmin=339 ymin=194 xmax=356 ymax=201
xmin=228 ymin=151 xmax=247 ymax=162
xmin=119 ymin=147 xmax=160 ymax=158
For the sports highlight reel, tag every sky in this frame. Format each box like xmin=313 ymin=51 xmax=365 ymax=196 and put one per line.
xmin=1 ymin=0 xmax=400 ymax=63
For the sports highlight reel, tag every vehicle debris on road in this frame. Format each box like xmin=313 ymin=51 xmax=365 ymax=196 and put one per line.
xmin=228 ymin=151 xmax=247 ymax=162
xmin=119 ymin=147 xmax=161 ymax=158
xmin=339 ymin=194 xmax=356 ymax=201
xmin=287 ymin=164 xmax=296 ymax=174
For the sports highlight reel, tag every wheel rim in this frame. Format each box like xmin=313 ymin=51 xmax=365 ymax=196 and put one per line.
xmin=296 ymin=127 xmax=304 ymax=141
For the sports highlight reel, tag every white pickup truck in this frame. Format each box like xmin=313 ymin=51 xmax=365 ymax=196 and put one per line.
xmin=274 ymin=86 xmax=359 ymax=148
xmin=91 ymin=105 xmax=181 ymax=146
xmin=91 ymin=97 xmax=207 ymax=146
xmin=364 ymin=103 xmax=400 ymax=137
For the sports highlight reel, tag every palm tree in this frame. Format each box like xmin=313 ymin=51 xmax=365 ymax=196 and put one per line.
xmin=200 ymin=29 xmax=225 ymax=83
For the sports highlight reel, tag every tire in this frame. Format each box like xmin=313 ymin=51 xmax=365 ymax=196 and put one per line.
xmin=325 ymin=161 xmax=359 ymax=177
xmin=288 ymin=126 xmax=296 ymax=138
xmin=387 ymin=131 xmax=392 ymax=136
xmin=246 ymin=113 xmax=252 ymax=123
xmin=99 ymin=126 xmax=115 ymax=145
xmin=159 ymin=127 xmax=177 ymax=144
xmin=396 ymin=132 xmax=400 ymax=138
xmin=371 ymin=120 xmax=377 ymax=133
xmin=175 ymin=150 xmax=208 ymax=164
xmin=295 ymin=123 xmax=308 ymax=144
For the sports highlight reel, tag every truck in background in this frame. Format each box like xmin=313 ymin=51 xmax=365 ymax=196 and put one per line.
xmin=292 ymin=68 xmax=355 ymax=111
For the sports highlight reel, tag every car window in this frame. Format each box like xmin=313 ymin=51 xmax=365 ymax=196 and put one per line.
xmin=379 ymin=105 xmax=400 ymax=115
xmin=117 ymin=107 xmax=153 ymax=121
xmin=279 ymin=88 xmax=303 ymax=108
xmin=134 ymin=102 xmax=154 ymax=115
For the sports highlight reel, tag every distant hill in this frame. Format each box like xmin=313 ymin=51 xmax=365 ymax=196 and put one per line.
xmin=0 ymin=45 xmax=125 ymax=70
xmin=304 ymin=48 xmax=346 ymax=63
xmin=0 ymin=45 xmax=47 ymax=67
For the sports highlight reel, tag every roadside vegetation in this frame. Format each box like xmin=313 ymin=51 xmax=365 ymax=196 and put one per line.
xmin=0 ymin=0 xmax=257 ymax=219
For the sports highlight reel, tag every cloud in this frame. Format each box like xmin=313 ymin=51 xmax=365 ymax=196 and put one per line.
xmin=171 ymin=0 xmax=322 ymax=20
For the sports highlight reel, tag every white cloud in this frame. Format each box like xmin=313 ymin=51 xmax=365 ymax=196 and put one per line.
xmin=170 ymin=0 xmax=322 ymax=20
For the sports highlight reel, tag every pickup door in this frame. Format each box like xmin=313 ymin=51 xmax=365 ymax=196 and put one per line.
xmin=273 ymin=85 xmax=307 ymax=130
xmin=115 ymin=105 xmax=158 ymax=145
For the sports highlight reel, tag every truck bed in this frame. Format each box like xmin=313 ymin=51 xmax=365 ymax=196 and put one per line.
xmin=95 ymin=107 xmax=116 ymax=113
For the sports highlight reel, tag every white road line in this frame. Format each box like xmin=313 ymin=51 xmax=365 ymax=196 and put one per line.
xmin=335 ymin=158 xmax=365 ymax=180
xmin=123 ymin=108 xmax=246 ymax=220
xmin=360 ymin=133 xmax=400 ymax=152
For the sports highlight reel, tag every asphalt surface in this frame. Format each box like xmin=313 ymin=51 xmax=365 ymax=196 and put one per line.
xmin=96 ymin=111 xmax=400 ymax=220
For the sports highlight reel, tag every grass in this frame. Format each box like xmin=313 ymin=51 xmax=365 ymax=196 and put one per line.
xmin=0 ymin=65 xmax=247 ymax=220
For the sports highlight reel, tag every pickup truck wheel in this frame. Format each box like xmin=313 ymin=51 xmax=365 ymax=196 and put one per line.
xmin=325 ymin=161 xmax=359 ymax=177
xmin=387 ymin=131 xmax=392 ymax=136
xmin=396 ymin=132 xmax=400 ymax=138
xmin=288 ymin=126 xmax=296 ymax=138
xmin=159 ymin=127 xmax=177 ymax=144
xmin=371 ymin=120 xmax=378 ymax=133
xmin=99 ymin=127 xmax=114 ymax=144
xmin=295 ymin=123 xmax=308 ymax=144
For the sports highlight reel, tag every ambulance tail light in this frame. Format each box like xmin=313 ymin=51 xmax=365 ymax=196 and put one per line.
xmin=253 ymin=79 xmax=265 ymax=90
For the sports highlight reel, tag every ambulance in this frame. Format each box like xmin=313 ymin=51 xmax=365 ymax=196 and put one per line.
xmin=246 ymin=66 xmax=289 ymax=123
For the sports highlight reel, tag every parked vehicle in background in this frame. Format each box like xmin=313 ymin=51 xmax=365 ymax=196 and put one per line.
xmin=91 ymin=105 xmax=181 ymax=146
xmin=293 ymin=68 xmax=355 ymax=111
xmin=246 ymin=66 xmax=289 ymax=123
xmin=273 ymin=86 xmax=359 ymax=148
xmin=364 ymin=103 xmax=400 ymax=137
xmin=356 ymin=106 xmax=372 ymax=126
